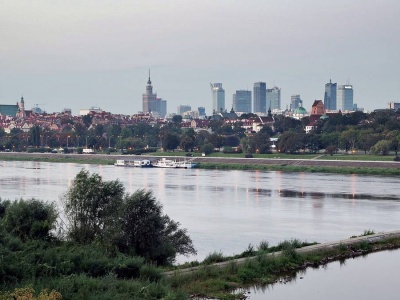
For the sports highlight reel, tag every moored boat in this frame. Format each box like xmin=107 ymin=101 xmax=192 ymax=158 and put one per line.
xmin=153 ymin=158 xmax=197 ymax=169
xmin=114 ymin=159 xmax=153 ymax=167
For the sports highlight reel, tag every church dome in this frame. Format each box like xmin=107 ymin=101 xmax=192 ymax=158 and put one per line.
xmin=294 ymin=106 xmax=307 ymax=115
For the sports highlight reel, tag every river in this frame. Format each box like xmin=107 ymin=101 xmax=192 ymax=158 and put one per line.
xmin=1 ymin=159 xmax=400 ymax=265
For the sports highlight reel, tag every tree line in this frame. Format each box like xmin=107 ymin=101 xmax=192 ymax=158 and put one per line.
xmin=1 ymin=109 xmax=399 ymax=155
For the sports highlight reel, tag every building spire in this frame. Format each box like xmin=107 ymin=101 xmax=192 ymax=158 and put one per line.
xmin=147 ymin=69 xmax=151 ymax=85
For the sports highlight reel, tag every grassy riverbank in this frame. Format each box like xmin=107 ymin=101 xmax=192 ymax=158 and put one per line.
xmin=0 ymin=154 xmax=115 ymax=165
xmin=0 ymin=153 xmax=399 ymax=175
xmin=199 ymin=162 xmax=400 ymax=175
xmin=1 ymin=234 xmax=400 ymax=300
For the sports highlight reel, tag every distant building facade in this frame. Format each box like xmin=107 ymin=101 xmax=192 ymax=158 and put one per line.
xmin=232 ymin=90 xmax=251 ymax=113
xmin=142 ymin=71 xmax=166 ymax=117
xmin=337 ymin=85 xmax=354 ymax=111
xmin=266 ymin=86 xmax=281 ymax=110
xmin=160 ymin=99 xmax=167 ymax=118
xmin=324 ymin=79 xmax=337 ymax=111
xmin=290 ymin=95 xmax=303 ymax=110
xmin=211 ymin=83 xmax=225 ymax=112
xmin=177 ymin=104 xmax=191 ymax=115
xmin=388 ymin=102 xmax=400 ymax=110
xmin=198 ymin=106 xmax=206 ymax=117
xmin=253 ymin=82 xmax=266 ymax=114
xmin=311 ymin=100 xmax=324 ymax=115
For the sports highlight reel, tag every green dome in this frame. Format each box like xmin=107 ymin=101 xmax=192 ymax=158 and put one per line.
xmin=294 ymin=106 xmax=307 ymax=115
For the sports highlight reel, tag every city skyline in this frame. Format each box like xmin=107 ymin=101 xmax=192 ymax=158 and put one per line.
xmin=1 ymin=1 xmax=399 ymax=115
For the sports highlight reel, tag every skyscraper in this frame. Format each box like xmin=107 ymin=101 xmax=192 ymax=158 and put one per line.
xmin=253 ymin=82 xmax=266 ymax=114
xmin=337 ymin=85 xmax=354 ymax=111
xmin=177 ymin=104 xmax=191 ymax=115
xmin=159 ymin=99 xmax=167 ymax=118
xmin=142 ymin=71 xmax=157 ymax=113
xmin=198 ymin=106 xmax=206 ymax=117
xmin=290 ymin=95 xmax=303 ymax=110
xmin=232 ymin=90 xmax=251 ymax=113
xmin=266 ymin=86 xmax=281 ymax=110
xmin=324 ymin=79 xmax=337 ymax=111
xmin=211 ymin=83 xmax=225 ymax=112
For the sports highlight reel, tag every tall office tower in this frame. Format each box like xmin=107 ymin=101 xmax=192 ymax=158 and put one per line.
xmin=253 ymin=82 xmax=267 ymax=114
xmin=290 ymin=95 xmax=303 ymax=110
xmin=232 ymin=90 xmax=251 ymax=113
xmin=160 ymin=99 xmax=167 ymax=118
xmin=198 ymin=106 xmax=206 ymax=116
xmin=266 ymin=86 xmax=281 ymax=110
xmin=324 ymin=79 xmax=337 ymax=111
xmin=142 ymin=71 xmax=158 ymax=113
xmin=337 ymin=85 xmax=354 ymax=111
xmin=211 ymin=83 xmax=225 ymax=112
xmin=177 ymin=104 xmax=192 ymax=115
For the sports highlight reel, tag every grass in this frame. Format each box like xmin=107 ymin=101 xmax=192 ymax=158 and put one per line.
xmin=1 ymin=235 xmax=400 ymax=300
xmin=198 ymin=162 xmax=400 ymax=176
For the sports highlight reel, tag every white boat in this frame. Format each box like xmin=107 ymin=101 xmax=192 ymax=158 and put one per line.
xmin=114 ymin=159 xmax=153 ymax=167
xmin=153 ymin=158 xmax=177 ymax=168
xmin=175 ymin=160 xmax=197 ymax=169
xmin=153 ymin=158 xmax=197 ymax=169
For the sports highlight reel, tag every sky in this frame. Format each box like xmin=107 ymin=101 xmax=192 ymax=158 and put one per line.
xmin=1 ymin=0 xmax=399 ymax=115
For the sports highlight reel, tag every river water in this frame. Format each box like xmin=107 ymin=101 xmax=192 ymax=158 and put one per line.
xmin=1 ymin=160 xmax=400 ymax=298
xmin=1 ymin=160 xmax=400 ymax=263
xmin=240 ymin=249 xmax=400 ymax=300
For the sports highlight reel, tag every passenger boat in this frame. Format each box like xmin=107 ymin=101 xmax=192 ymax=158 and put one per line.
xmin=153 ymin=158 xmax=177 ymax=168
xmin=153 ymin=158 xmax=197 ymax=169
xmin=114 ymin=159 xmax=153 ymax=167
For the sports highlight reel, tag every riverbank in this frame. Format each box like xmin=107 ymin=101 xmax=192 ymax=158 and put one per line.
xmin=1 ymin=152 xmax=399 ymax=175
xmin=165 ymin=230 xmax=400 ymax=299
xmin=1 ymin=230 xmax=399 ymax=300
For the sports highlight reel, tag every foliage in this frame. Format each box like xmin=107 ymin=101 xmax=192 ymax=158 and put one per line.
xmin=201 ymin=143 xmax=214 ymax=155
xmin=277 ymin=131 xmax=306 ymax=153
xmin=371 ymin=140 xmax=392 ymax=155
xmin=0 ymin=287 xmax=62 ymax=300
xmin=0 ymin=198 xmax=57 ymax=241
xmin=119 ymin=190 xmax=196 ymax=265
xmin=62 ymin=169 xmax=124 ymax=245
xmin=163 ymin=133 xmax=180 ymax=151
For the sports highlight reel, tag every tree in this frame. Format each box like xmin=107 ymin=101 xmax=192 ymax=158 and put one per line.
xmin=172 ymin=115 xmax=183 ymax=124
xmin=62 ymin=169 xmax=124 ymax=245
xmin=357 ymin=130 xmax=379 ymax=154
xmin=180 ymin=135 xmax=195 ymax=152
xmin=1 ymin=198 xmax=57 ymax=241
xmin=341 ymin=128 xmax=358 ymax=153
xmin=120 ymin=190 xmax=196 ymax=265
xmin=82 ymin=114 xmax=92 ymax=127
xmin=30 ymin=125 xmax=41 ymax=147
xmin=201 ymin=143 xmax=214 ymax=155
xmin=277 ymin=131 xmax=306 ymax=154
xmin=163 ymin=133 xmax=180 ymax=151
xmin=371 ymin=140 xmax=392 ymax=155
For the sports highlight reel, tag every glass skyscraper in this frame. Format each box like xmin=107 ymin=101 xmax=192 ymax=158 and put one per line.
xmin=337 ymin=85 xmax=354 ymax=111
xmin=233 ymin=90 xmax=251 ymax=113
xmin=253 ymin=82 xmax=266 ymax=114
xmin=266 ymin=86 xmax=281 ymax=110
xmin=324 ymin=79 xmax=337 ymax=111
xmin=211 ymin=83 xmax=225 ymax=112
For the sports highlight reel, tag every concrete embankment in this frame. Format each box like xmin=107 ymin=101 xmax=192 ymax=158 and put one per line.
xmin=164 ymin=230 xmax=400 ymax=277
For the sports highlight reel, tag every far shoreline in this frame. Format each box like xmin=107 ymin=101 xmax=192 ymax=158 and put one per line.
xmin=1 ymin=152 xmax=399 ymax=176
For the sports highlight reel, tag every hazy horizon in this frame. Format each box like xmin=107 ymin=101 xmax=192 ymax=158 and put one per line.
xmin=1 ymin=0 xmax=399 ymax=115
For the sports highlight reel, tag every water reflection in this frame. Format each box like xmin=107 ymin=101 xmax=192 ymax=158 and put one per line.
xmin=240 ymin=250 xmax=400 ymax=300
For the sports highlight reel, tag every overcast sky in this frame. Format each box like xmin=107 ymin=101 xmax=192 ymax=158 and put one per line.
xmin=1 ymin=0 xmax=399 ymax=115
